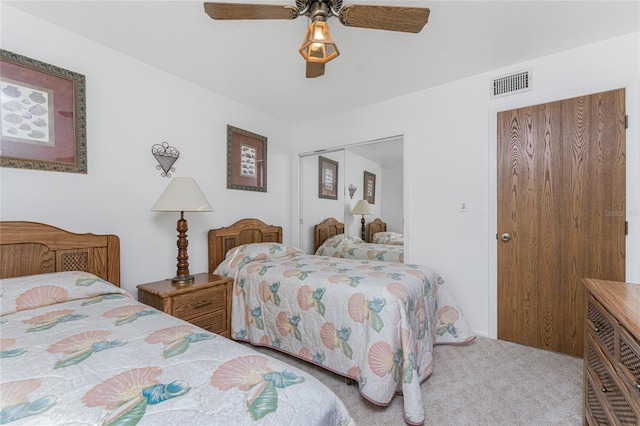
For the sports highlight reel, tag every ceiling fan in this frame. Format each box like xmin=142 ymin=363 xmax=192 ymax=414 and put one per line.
xmin=203 ymin=1 xmax=430 ymax=78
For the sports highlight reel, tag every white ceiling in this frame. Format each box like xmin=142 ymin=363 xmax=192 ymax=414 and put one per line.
xmin=4 ymin=1 xmax=639 ymax=125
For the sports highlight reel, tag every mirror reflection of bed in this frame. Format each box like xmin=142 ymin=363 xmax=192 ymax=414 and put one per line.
xmin=299 ymin=137 xmax=403 ymax=254
xmin=314 ymin=217 xmax=404 ymax=262
xmin=367 ymin=218 xmax=404 ymax=245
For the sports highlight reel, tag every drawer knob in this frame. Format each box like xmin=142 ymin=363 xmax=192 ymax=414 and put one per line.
xmin=592 ymin=326 xmax=600 ymax=332
xmin=635 ymin=381 xmax=640 ymax=390
xmin=593 ymin=373 xmax=608 ymax=394
xmin=193 ymin=301 xmax=213 ymax=309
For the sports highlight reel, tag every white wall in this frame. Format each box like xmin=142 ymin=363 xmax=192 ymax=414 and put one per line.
xmin=345 ymin=151 xmax=382 ymax=239
xmin=0 ymin=5 xmax=294 ymax=295
xmin=380 ymin=159 xmax=403 ymax=233
xmin=292 ymin=33 xmax=640 ymax=337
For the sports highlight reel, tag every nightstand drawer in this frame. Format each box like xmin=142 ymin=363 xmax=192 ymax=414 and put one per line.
xmin=189 ymin=310 xmax=227 ymax=334
xmin=173 ymin=285 xmax=227 ymax=320
xmin=137 ymin=273 xmax=233 ymax=339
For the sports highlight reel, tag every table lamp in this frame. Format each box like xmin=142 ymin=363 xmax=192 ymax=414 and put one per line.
xmin=151 ymin=177 xmax=213 ymax=285
xmin=352 ymin=199 xmax=374 ymax=241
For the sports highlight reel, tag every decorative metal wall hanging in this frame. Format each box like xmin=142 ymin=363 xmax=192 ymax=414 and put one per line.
xmin=152 ymin=141 xmax=179 ymax=177
xmin=348 ymin=183 xmax=357 ymax=199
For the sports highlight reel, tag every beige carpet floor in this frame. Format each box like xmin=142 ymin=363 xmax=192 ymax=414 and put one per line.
xmin=247 ymin=336 xmax=584 ymax=425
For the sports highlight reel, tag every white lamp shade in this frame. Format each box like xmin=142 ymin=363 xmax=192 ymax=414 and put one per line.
xmin=151 ymin=177 xmax=213 ymax=212
xmin=352 ymin=199 xmax=374 ymax=216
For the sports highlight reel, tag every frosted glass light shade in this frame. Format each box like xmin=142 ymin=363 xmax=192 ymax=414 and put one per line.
xmin=352 ymin=199 xmax=374 ymax=216
xmin=151 ymin=177 xmax=213 ymax=212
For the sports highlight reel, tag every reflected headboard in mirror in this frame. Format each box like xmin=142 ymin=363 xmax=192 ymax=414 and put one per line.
xmin=313 ymin=217 xmax=345 ymax=253
xmin=0 ymin=221 xmax=121 ymax=286
xmin=208 ymin=218 xmax=283 ymax=273
xmin=367 ymin=218 xmax=387 ymax=243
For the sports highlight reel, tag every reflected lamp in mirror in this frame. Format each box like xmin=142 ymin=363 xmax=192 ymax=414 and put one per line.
xmin=352 ymin=199 xmax=374 ymax=241
xmin=151 ymin=177 xmax=213 ymax=285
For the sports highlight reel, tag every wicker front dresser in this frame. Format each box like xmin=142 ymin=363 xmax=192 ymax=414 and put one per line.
xmin=583 ymin=278 xmax=640 ymax=425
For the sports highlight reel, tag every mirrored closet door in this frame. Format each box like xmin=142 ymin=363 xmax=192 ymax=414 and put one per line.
xmin=298 ymin=137 xmax=404 ymax=254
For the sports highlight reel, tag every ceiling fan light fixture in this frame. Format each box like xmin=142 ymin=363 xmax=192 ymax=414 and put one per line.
xmin=299 ymin=21 xmax=339 ymax=63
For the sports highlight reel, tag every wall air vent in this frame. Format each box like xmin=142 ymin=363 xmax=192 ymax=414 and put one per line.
xmin=491 ymin=69 xmax=532 ymax=99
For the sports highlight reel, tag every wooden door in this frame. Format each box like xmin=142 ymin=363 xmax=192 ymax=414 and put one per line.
xmin=497 ymin=89 xmax=626 ymax=357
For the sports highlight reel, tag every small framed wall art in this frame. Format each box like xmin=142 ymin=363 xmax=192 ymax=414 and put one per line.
xmin=364 ymin=170 xmax=376 ymax=204
xmin=226 ymin=125 xmax=267 ymax=192
xmin=0 ymin=49 xmax=87 ymax=173
xmin=318 ymin=156 xmax=338 ymax=200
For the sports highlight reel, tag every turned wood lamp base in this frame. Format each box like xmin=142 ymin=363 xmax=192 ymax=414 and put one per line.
xmin=171 ymin=211 xmax=194 ymax=286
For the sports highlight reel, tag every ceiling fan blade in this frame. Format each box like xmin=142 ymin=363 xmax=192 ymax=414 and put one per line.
xmin=338 ymin=4 xmax=430 ymax=33
xmin=203 ymin=2 xmax=300 ymax=20
xmin=306 ymin=62 xmax=325 ymax=78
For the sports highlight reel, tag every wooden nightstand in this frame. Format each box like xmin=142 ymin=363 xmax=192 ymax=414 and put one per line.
xmin=137 ymin=272 xmax=233 ymax=338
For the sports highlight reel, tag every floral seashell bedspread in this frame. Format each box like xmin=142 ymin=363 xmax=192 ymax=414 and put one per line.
xmin=316 ymin=234 xmax=405 ymax=262
xmin=216 ymin=245 xmax=475 ymax=425
xmin=0 ymin=271 xmax=354 ymax=425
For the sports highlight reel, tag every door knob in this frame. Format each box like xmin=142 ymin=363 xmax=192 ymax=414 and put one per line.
xmin=501 ymin=233 xmax=511 ymax=242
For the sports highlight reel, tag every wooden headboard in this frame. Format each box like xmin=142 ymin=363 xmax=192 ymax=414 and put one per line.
xmin=0 ymin=221 xmax=121 ymax=286
xmin=208 ymin=218 xmax=283 ymax=273
xmin=313 ymin=217 xmax=344 ymax=253
xmin=367 ymin=218 xmax=387 ymax=243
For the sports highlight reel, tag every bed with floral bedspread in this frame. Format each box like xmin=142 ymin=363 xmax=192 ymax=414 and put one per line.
xmin=372 ymin=231 xmax=404 ymax=246
xmin=214 ymin=243 xmax=475 ymax=425
xmin=0 ymin=271 xmax=354 ymax=426
xmin=316 ymin=234 xmax=405 ymax=263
